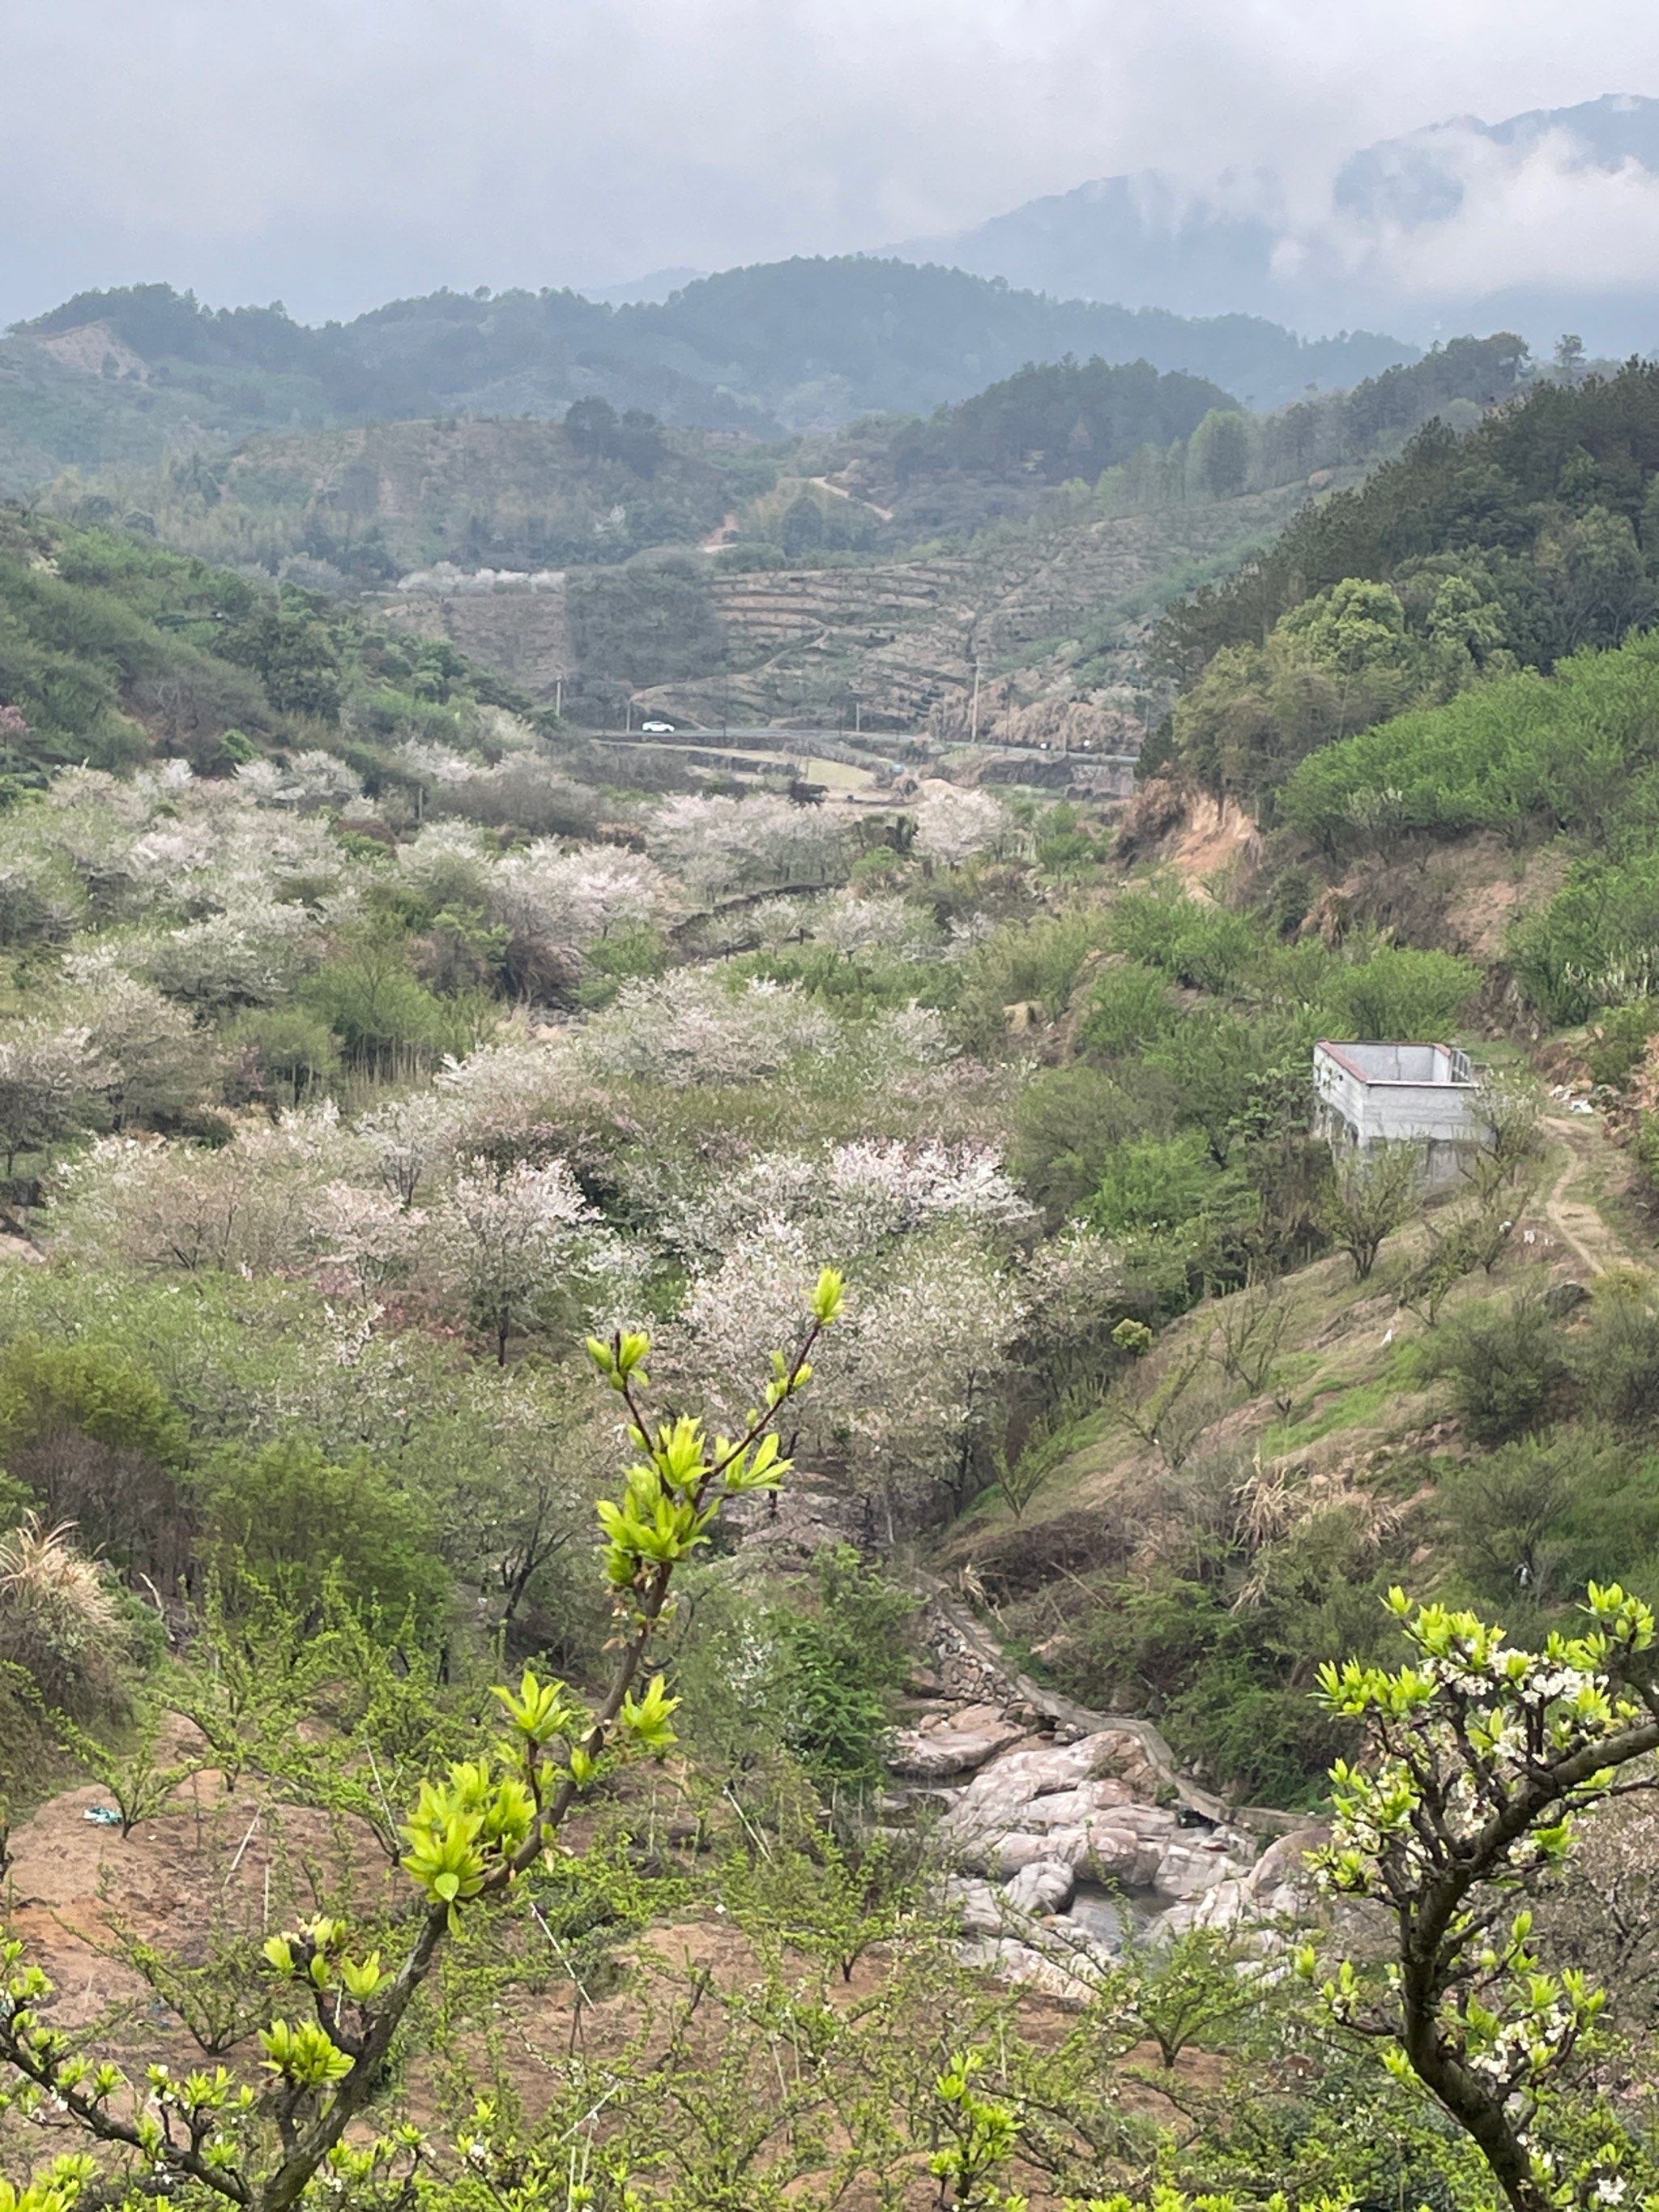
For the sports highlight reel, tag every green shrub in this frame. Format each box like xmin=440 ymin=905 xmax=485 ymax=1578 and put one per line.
xmin=1108 ymin=881 xmax=1256 ymax=993
xmin=1089 ymin=1130 xmax=1248 ymax=1241
xmin=1318 ymin=946 xmax=1478 ymax=1040
xmin=1435 ymin=1428 xmax=1659 ymax=1619
xmin=301 ymin=940 xmax=489 ymax=1069
xmin=773 ymin=1547 xmax=915 ymax=1785
xmin=1145 ymin=1006 xmax=1314 ymax=1165
xmin=190 ymin=1440 xmax=449 ymax=1633
xmin=1585 ymin=1001 xmax=1659 ymax=1091
xmin=1052 ymin=1564 xmax=1358 ymax=1805
xmin=1078 ymin=960 xmax=1180 ymax=1055
xmin=0 ymin=1336 xmax=186 ymax=1466
xmin=1575 ymin=1283 xmax=1659 ymax=1433
xmin=0 ymin=1338 xmax=190 ymax=1577
xmin=1512 ymin=852 xmax=1659 ymax=1024
xmin=1011 ymin=1063 xmax=1179 ymax=1219
xmin=220 ymin=1006 xmax=342 ymax=1104
xmin=1425 ymin=1292 xmax=1572 ymax=1445
xmin=951 ymin=910 xmax=1111 ymax=1052
xmin=1282 ymin=630 xmax=1659 ymax=853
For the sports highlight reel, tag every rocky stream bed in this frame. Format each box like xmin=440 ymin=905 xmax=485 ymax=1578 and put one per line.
xmin=893 ymin=1580 xmax=1323 ymax=2001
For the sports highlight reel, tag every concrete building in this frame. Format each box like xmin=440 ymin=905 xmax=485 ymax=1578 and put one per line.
xmin=1313 ymin=1040 xmax=1479 ymax=1185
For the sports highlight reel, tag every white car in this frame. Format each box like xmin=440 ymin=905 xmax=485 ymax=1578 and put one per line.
xmin=639 ymin=720 xmax=676 ymax=733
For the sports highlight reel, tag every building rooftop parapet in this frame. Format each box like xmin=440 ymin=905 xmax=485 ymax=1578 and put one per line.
xmin=1316 ymin=1040 xmax=1474 ymax=1088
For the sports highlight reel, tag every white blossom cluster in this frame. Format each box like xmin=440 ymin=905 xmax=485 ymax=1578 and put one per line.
xmin=578 ymin=972 xmax=837 ymax=1086
xmin=645 ymin=792 xmax=851 ymax=899
xmin=53 ymin=1100 xmax=642 ymax=1343
xmin=234 ymin=752 xmax=364 ymax=811
xmin=911 ymin=785 xmax=1024 ymax=869
xmin=659 ymin=1138 xmax=1032 ymax=1266
xmin=488 ymin=841 xmax=677 ymax=950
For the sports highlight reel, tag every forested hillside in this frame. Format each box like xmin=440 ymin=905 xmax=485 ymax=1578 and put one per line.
xmin=0 ymin=509 xmax=562 ymax=782
xmin=0 ymin=263 xmax=1417 ymax=492
xmin=50 ymin=412 xmax=773 ymax=586
xmin=32 ymin=331 xmax=1534 ymax=756
xmin=1154 ymin=357 xmax=1659 ymax=798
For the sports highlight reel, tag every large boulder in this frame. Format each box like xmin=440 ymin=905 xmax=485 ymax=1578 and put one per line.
xmin=1003 ymin=1857 xmax=1077 ymax=1916
xmin=959 ymin=1935 xmax=1101 ymax=2006
xmin=943 ymin=1731 xmax=1177 ymax=1877
xmin=1160 ymin=1878 xmax=1252 ymax=1937
xmin=943 ymin=1877 xmax=1007 ymax=1937
xmin=889 ymin=1702 xmax=1027 ymax=1779
xmin=1151 ymin=1834 xmax=1250 ymax=1898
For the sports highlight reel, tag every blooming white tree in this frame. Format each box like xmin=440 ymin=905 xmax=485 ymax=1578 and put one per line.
xmin=356 ymin=1090 xmax=464 ymax=1210
xmin=0 ymin=833 xmax=86 ymax=948
xmin=746 ymin=896 xmax=815 ymax=954
xmin=672 ymin=1219 xmax=832 ymax=1433
xmin=646 ymin=792 xmax=849 ymax=900
xmin=390 ymin=738 xmax=478 ymax=788
xmin=141 ymin=902 xmax=321 ymax=1010
xmin=35 ymin=770 xmax=149 ymax=916
xmin=78 ymin=977 xmax=220 ymax=1129
xmin=0 ymin=1023 xmax=113 ymax=1175
xmin=53 ymin=1104 xmax=370 ymax=1276
xmin=912 ymin=785 xmax=1021 ymax=869
xmin=431 ymin=1035 xmax=613 ymax=1168
xmin=394 ymin=820 xmax=496 ymax=913
xmin=313 ymin=1181 xmax=428 ymax=1301
xmin=662 ymin=1138 xmax=1031 ymax=1266
xmin=579 ymin=971 xmax=836 ymax=1087
xmin=808 ymin=890 xmax=936 ymax=961
xmin=27 ymin=762 xmax=352 ymax=939
xmin=424 ymin=1157 xmax=597 ymax=1364
xmin=236 ymin=750 xmax=362 ymax=811
xmin=885 ymin=996 xmax=961 ymax=1057
xmin=839 ymin=1231 xmax=1026 ymax=1529
xmin=489 ymin=842 xmax=676 ymax=952
xmin=1304 ymin=1586 xmax=1659 ymax=2212
xmin=671 ymin=1221 xmax=1022 ymax=1531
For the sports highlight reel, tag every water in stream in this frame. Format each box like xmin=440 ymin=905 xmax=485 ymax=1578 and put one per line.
xmin=1064 ymin=1881 xmax=1167 ymax=1950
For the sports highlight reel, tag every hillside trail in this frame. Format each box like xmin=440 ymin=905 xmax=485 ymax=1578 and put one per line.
xmin=809 ymin=474 xmax=894 ymax=521
xmin=1539 ymin=1112 xmax=1632 ymax=1277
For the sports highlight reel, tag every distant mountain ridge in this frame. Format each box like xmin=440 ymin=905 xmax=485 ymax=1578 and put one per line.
xmin=0 ymin=259 xmax=1417 ymax=493
xmin=887 ymin=93 xmax=1659 ymax=357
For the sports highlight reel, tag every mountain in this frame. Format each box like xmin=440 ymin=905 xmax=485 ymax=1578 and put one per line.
xmin=889 ymin=93 xmax=1659 ymax=358
xmin=586 ymin=267 xmax=710 ymax=305
xmin=0 ymin=262 xmax=1416 ymax=493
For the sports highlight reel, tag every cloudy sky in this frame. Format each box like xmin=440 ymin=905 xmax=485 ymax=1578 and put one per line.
xmin=2 ymin=0 xmax=1658 ymax=328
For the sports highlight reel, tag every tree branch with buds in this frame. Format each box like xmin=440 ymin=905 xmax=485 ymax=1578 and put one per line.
xmin=0 ymin=1270 xmax=845 ymax=2212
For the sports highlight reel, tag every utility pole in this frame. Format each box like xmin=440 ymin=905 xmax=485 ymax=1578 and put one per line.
xmin=969 ymin=660 xmax=981 ymax=745
xmin=553 ymin=677 xmax=562 ymax=720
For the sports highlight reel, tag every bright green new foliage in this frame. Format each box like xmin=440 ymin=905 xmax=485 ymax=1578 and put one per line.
xmin=1303 ymin=1583 xmax=1659 ymax=2212
xmin=0 ymin=1272 xmax=843 ymax=2212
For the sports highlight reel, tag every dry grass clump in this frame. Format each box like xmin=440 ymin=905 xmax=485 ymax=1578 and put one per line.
xmin=0 ymin=1513 xmax=126 ymax=1717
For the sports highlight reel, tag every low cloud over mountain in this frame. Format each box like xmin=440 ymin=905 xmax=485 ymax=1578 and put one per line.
xmin=889 ymin=96 xmax=1659 ymax=357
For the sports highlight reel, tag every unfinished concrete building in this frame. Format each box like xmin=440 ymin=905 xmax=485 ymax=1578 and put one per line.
xmin=1313 ymin=1040 xmax=1479 ymax=1186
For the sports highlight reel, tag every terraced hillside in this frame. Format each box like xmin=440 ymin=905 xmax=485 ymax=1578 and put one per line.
xmin=380 ymin=472 xmax=1341 ymax=742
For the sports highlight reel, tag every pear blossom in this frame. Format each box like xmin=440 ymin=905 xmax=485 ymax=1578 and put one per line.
xmin=912 ymin=785 xmax=1021 ymax=869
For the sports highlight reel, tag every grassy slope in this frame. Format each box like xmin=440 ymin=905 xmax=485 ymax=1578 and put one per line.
xmin=945 ymin=1073 xmax=1645 ymax=1792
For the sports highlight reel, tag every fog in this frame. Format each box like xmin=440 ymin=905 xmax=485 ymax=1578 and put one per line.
xmin=2 ymin=0 xmax=1658 ymax=329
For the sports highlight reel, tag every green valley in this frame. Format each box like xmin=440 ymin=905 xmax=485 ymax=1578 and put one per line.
xmin=4 ymin=277 xmax=1659 ymax=2212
